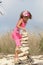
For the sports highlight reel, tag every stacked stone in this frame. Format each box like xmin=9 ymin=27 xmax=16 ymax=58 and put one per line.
xmin=18 ymin=31 xmax=29 ymax=61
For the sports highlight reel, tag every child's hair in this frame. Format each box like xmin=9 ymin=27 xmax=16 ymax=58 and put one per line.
xmin=20 ymin=10 xmax=32 ymax=19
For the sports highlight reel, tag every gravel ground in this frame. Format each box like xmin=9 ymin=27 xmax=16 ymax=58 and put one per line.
xmin=0 ymin=54 xmax=43 ymax=65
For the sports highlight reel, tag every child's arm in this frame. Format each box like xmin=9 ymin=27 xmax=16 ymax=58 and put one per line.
xmin=17 ymin=19 xmax=26 ymax=31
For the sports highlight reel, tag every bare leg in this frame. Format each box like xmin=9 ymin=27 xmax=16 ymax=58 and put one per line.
xmin=14 ymin=46 xmax=19 ymax=63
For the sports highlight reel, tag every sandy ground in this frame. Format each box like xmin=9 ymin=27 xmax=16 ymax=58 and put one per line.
xmin=0 ymin=54 xmax=43 ymax=65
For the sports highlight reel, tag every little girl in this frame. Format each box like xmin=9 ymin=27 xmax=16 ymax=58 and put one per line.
xmin=11 ymin=10 xmax=32 ymax=63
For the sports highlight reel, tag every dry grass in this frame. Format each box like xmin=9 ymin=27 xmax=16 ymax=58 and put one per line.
xmin=0 ymin=31 xmax=43 ymax=55
xmin=0 ymin=32 xmax=15 ymax=54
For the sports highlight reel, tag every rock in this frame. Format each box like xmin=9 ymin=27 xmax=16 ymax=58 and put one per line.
xmin=0 ymin=54 xmax=43 ymax=65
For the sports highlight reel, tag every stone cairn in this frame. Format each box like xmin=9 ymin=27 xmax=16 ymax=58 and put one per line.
xmin=18 ymin=31 xmax=29 ymax=60
xmin=18 ymin=30 xmax=33 ymax=65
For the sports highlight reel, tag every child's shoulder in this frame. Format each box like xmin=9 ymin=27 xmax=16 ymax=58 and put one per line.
xmin=19 ymin=18 xmax=23 ymax=21
xmin=17 ymin=18 xmax=23 ymax=24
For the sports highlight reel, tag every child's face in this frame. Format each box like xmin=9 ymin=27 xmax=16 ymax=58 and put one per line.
xmin=23 ymin=16 xmax=29 ymax=22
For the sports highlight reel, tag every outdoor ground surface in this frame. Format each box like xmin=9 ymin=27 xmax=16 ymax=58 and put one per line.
xmin=0 ymin=54 xmax=43 ymax=65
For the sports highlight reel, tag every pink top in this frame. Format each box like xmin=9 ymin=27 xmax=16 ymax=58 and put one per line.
xmin=20 ymin=19 xmax=26 ymax=28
